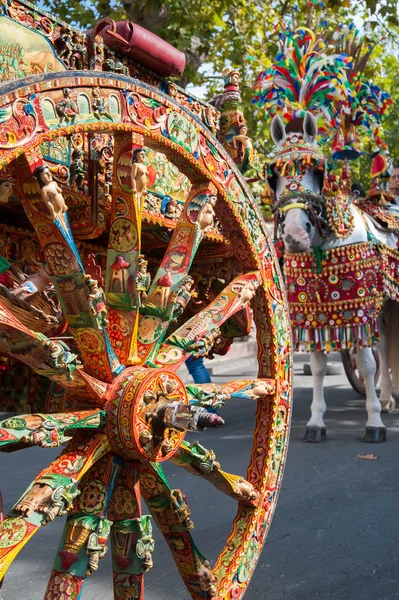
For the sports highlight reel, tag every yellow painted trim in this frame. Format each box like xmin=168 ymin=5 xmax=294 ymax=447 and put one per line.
xmin=280 ymin=202 xmax=308 ymax=213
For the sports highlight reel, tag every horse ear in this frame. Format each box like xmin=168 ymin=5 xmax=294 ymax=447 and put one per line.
xmin=303 ymin=112 xmax=317 ymax=145
xmin=271 ymin=115 xmax=287 ymax=147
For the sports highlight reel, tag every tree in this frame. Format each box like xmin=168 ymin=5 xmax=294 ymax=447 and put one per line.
xmin=43 ymin=0 xmax=397 ymax=90
xmin=44 ymin=0 xmax=399 ymax=191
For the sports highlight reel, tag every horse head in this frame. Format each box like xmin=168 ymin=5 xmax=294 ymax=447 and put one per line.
xmin=268 ymin=112 xmax=328 ymax=252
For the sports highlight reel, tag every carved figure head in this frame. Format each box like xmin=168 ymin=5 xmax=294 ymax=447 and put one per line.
xmin=132 ymin=148 xmax=146 ymax=164
xmin=33 ymin=165 xmax=53 ymax=188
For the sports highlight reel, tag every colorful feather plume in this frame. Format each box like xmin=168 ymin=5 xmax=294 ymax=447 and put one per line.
xmin=253 ymin=25 xmax=352 ymax=136
xmin=254 ymin=21 xmax=392 ymax=157
xmin=328 ymin=24 xmax=392 ymax=158
xmin=331 ymin=74 xmax=392 ymax=159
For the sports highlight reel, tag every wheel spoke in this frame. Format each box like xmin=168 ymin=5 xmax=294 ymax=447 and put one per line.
xmin=0 ymin=282 xmax=60 ymax=335
xmin=0 ymin=432 xmax=110 ymax=579
xmin=44 ymin=453 xmax=120 ymax=599
xmin=187 ymin=378 xmax=276 ymax=410
xmin=170 ymin=441 xmax=259 ymax=506
xmin=137 ymin=182 xmax=219 ymax=365
xmin=17 ymin=151 xmax=122 ymax=382
xmin=0 ymin=409 xmax=105 ymax=451
xmin=0 ymin=68 xmax=294 ymax=600
xmin=139 ymin=462 xmax=217 ymax=598
xmin=0 ymin=300 xmax=108 ymax=403
xmin=105 ymin=133 xmax=147 ymax=367
xmin=108 ymin=463 xmax=149 ymax=599
xmin=150 ymin=272 xmax=261 ymax=369
xmin=220 ymin=304 xmax=252 ymax=338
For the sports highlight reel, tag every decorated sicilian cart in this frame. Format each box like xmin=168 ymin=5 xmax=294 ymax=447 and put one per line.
xmin=255 ymin=22 xmax=399 ymax=444
xmin=0 ymin=2 xmax=292 ymax=599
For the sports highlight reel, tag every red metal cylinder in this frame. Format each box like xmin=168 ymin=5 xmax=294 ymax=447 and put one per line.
xmin=90 ymin=19 xmax=186 ymax=78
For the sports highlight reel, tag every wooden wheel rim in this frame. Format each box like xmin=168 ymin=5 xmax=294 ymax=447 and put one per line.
xmin=0 ymin=72 xmax=293 ymax=600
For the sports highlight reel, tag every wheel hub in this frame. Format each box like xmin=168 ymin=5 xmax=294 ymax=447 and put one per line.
xmin=106 ymin=367 xmax=188 ymax=462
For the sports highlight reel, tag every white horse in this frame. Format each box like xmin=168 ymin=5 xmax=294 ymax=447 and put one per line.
xmin=270 ymin=112 xmax=399 ymax=443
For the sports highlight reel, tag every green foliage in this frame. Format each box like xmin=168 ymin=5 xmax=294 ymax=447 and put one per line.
xmin=351 ymin=38 xmax=399 ymax=188
xmin=380 ymin=54 xmax=399 ymax=165
xmin=42 ymin=0 xmax=399 ymax=193
xmin=43 ymin=0 xmax=396 ymax=86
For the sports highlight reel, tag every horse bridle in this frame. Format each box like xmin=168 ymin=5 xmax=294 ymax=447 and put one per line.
xmin=273 ymin=192 xmax=329 ymax=241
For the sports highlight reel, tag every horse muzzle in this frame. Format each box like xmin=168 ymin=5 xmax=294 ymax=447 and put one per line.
xmin=282 ymin=225 xmax=311 ymax=252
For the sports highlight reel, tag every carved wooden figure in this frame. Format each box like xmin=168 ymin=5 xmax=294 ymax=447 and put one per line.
xmin=33 ymin=166 xmax=68 ymax=220
xmin=131 ymin=147 xmax=149 ymax=200
xmin=0 ymin=179 xmax=13 ymax=204
xmin=0 ymin=5 xmax=292 ymax=600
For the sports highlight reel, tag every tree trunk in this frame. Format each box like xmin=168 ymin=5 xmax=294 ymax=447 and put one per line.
xmin=121 ymin=0 xmax=169 ymax=33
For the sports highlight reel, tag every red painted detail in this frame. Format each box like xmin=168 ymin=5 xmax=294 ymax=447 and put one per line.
xmin=157 ymin=272 xmax=173 ymax=287
xmin=115 ymin=556 xmax=132 ymax=570
xmin=0 ymin=272 xmax=14 ymax=288
xmin=147 ymin=165 xmax=157 ymax=188
xmin=112 ymin=256 xmax=130 ymax=270
xmin=59 ymin=550 xmax=79 ymax=570
xmin=273 ymin=240 xmax=283 ymax=259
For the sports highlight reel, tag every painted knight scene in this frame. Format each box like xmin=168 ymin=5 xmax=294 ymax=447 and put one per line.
xmin=0 ymin=0 xmax=398 ymax=598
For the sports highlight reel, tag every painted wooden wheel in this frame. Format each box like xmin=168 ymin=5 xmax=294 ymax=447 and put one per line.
xmin=0 ymin=73 xmax=292 ymax=600
xmin=341 ymin=347 xmax=380 ymax=396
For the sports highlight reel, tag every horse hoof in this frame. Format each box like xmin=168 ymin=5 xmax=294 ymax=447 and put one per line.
xmin=362 ymin=427 xmax=387 ymax=443
xmin=304 ymin=426 xmax=326 ymax=443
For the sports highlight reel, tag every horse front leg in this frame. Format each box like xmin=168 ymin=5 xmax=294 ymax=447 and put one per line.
xmin=376 ymin=318 xmax=396 ymax=413
xmin=356 ymin=345 xmax=387 ymax=443
xmin=305 ymin=351 xmax=327 ymax=443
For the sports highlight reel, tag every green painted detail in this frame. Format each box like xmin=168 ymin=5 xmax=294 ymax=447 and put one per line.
xmin=237 ymin=536 xmax=259 ymax=583
xmin=0 ymin=255 xmax=10 ymax=274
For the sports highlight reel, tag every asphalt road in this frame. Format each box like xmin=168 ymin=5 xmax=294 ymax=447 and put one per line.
xmin=1 ymin=353 xmax=399 ymax=600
